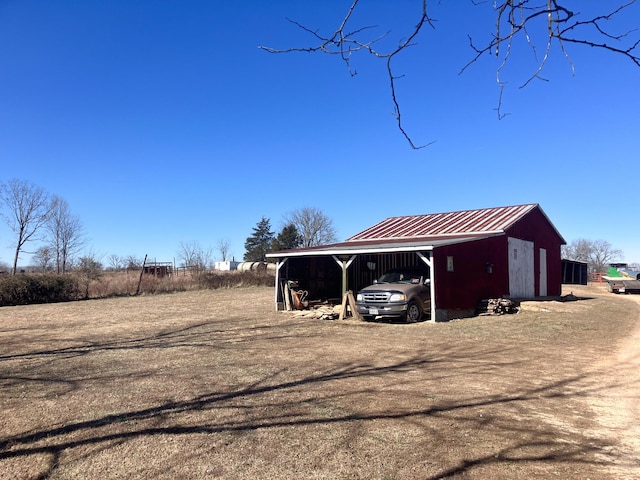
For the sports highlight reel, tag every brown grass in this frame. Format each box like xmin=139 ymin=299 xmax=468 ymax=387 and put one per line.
xmin=86 ymin=270 xmax=275 ymax=298
xmin=1 ymin=284 xmax=639 ymax=479
xmin=0 ymin=270 xmax=276 ymax=306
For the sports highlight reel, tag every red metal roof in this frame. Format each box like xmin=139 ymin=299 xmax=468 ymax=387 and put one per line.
xmin=347 ymin=204 xmax=539 ymax=241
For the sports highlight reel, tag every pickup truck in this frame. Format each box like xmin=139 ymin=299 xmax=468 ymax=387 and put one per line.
xmin=355 ymin=268 xmax=431 ymax=322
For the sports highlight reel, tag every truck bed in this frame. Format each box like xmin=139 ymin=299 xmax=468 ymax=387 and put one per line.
xmin=603 ymin=276 xmax=640 ymax=294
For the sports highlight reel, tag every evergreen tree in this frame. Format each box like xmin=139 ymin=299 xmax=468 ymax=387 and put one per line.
xmin=272 ymin=223 xmax=301 ymax=252
xmin=244 ymin=217 xmax=275 ymax=261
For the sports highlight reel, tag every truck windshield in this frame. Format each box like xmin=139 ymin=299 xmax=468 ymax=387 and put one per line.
xmin=378 ymin=271 xmax=423 ymax=284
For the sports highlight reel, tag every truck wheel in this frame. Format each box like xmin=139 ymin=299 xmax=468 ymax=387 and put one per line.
xmin=405 ymin=301 xmax=422 ymax=323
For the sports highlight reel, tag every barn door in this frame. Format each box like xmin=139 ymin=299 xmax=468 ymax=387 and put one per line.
xmin=539 ymin=248 xmax=547 ymax=297
xmin=508 ymin=237 xmax=535 ymax=298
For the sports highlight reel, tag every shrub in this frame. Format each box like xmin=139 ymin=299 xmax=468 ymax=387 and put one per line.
xmin=0 ymin=274 xmax=79 ymax=306
xmin=0 ymin=270 xmax=276 ymax=307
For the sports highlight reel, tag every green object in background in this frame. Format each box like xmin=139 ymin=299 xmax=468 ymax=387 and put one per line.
xmin=606 ymin=267 xmax=622 ymax=277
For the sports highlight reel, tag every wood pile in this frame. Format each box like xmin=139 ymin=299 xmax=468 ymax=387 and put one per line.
xmin=477 ymin=298 xmax=520 ymax=316
xmin=292 ymin=304 xmax=341 ymax=320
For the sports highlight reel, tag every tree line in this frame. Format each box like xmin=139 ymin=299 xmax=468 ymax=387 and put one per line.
xmin=0 ymin=179 xmax=84 ymax=275
xmin=2 ymin=178 xmax=630 ymax=274
xmin=0 ymin=179 xmax=338 ymax=273
xmin=562 ymin=239 xmax=627 ymax=274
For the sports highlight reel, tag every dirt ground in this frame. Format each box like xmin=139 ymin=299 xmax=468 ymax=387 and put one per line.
xmin=0 ymin=283 xmax=638 ymax=479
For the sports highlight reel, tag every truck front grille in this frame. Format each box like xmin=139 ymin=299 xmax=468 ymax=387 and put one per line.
xmin=361 ymin=292 xmax=391 ymax=302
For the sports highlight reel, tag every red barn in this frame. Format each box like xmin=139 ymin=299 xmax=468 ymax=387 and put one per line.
xmin=267 ymin=204 xmax=566 ymax=321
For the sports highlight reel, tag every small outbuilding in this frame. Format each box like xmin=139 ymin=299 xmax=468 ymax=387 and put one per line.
xmin=142 ymin=262 xmax=173 ymax=278
xmin=561 ymin=259 xmax=588 ymax=285
xmin=267 ymin=203 xmax=566 ymax=321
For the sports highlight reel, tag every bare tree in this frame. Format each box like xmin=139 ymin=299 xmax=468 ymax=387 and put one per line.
xmin=32 ymin=245 xmax=54 ymax=272
xmin=260 ymin=1 xmax=640 ymax=148
xmin=47 ymin=196 xmax=85 ymax=274
xmin=107 ymin=254 xmax=124 ymax=271
xmin=561 ymin=239 xmax=591 ymax=263
xmin=562 ymin=238 xmax=623 ymax=273
xmin=124 ymin=255 xmax=143 ymax=271
xmin=0 ymin=179 xmax=55 ymax=274
xmin=73 ymin=252 xmax=104 ymax=299
xmin=216 ymin=238 xmax=232 ymax=262
xmin=283 ymin=207 xmax=338 ymax=248
xmin=589 ymin=239 xmax=623 ymax=273
xmin=178 ymin=241 xmax=212 ymax=272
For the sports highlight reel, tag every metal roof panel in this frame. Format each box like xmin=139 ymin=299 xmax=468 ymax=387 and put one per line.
xmin=347 ymin=204 xmax=538 ymax=241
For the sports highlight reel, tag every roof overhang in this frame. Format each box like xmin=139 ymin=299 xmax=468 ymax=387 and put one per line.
xmin=267 ymin=233 xmax=502 ymax=259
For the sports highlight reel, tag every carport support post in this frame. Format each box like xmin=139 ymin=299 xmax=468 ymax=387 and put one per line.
xmin=332 ymin=255 xmax=356 ymax=297
xmin=416 ymin=251 xmax=436 ymax=321
xmin=274 ymin=258 xmax=288 ymax=311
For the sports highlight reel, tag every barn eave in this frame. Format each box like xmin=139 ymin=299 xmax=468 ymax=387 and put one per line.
xmin=266 ymin=233 xmax=502 ymax=259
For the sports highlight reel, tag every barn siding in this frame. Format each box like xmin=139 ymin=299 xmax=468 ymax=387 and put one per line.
xmin=430 ymin=205 xmax=564 ymax=314
xmin=433 ymin=236 xmax=508 ymax=312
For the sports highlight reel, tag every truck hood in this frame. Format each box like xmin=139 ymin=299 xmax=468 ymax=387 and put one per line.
xmin=359 ymin=282 xmax=425 ymax=295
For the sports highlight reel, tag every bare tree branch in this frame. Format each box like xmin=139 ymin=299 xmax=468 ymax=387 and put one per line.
xmin=260 ymin=1 xmax=640 ymax=147
xmin=462 ymin=0 xmax=640 ymax=117
xmin=216 ymin=238 xmax=231 ymax=262
xmin=259 ymin=0 xmax=436 ymax=149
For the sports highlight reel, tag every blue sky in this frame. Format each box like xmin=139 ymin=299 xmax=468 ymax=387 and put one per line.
xmin=1 ymin=1 xmax=639 ymax=267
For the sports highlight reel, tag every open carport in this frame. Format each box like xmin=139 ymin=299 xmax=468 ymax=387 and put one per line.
xmin=267 ymin=204 xmax=566 ymax=321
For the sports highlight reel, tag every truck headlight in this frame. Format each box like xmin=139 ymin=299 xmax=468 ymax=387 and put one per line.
xmin=389 ymin=293 xmax=406 ymax=302
xmin=356 ymin=293 xmax=363 ymax=301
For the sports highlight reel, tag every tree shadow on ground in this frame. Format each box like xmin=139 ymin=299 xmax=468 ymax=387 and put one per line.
xmin=2 ymin=293 xmax=639 ymax=479
xmin=2 ymin=346 xmax=638 ymax=478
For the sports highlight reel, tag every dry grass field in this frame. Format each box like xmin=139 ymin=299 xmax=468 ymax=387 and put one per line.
xmin=1 ymin=283 xmax=639 ymax=479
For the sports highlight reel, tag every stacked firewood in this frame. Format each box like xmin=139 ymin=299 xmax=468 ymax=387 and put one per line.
xmin=477 ymin=298 xmax=520 ymax=316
